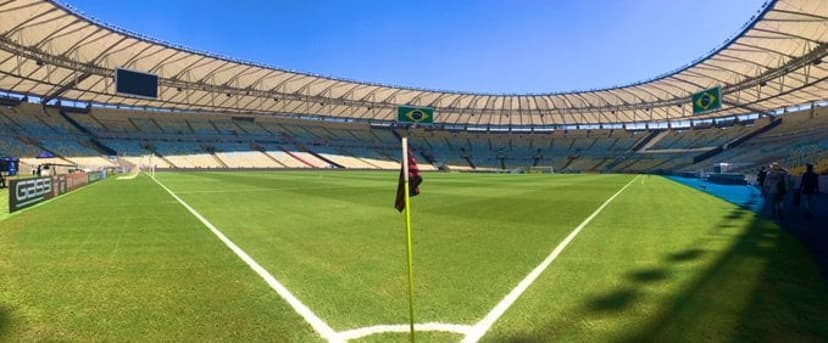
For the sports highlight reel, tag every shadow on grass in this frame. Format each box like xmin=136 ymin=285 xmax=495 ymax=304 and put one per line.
xmin=585 ymin=288 xmax=639 ymax=313
xmin=626 ymin=268 xmax=670 ymax=283
xmin=619 ymin=196 xmax=827 ymax=341
xmin=0 ymin=304 xmax=11 ymax=338
xmin=623 ymin=207 xmax=826 ymax=341
xmin=665 ymin=248 xmax=706 ymax=263
xmin=503 ymin=192 xmax=828 ymax=342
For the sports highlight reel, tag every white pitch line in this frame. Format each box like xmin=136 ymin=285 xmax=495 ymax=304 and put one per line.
xmin=175 ymin=189 xmax=277 ymax=194
xmin=338 ymin=323 xmax=473 ymax=341
xmin=150 ymin=176 xmax=341 ymax=342
xmin=462 ymin=175 xmax=640 ymax=343
xmin=116 ymin=172 xmax=139 ymax=180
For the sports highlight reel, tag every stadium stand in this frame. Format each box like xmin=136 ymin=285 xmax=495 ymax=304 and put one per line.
xmin=67 ymin=112 xmax=107 ymax=132
xmin=187 ymin=118 xmax=219 ymax=135
xmin=212 ymin=143 xmax=281 ymax=168
xmin=211 ymin=118 xmax=242 ymax=135
xmin=2 ymin=2 xmax=828 ymax=339
xmin=1 ymin=99 xmax=827 ymax=175
xmin=261 ymin=145 xmax=309 ymax=168
xmin=152 ymin=142 xmax=222 ymax=169
xmin=130 ymin=117 xmax=164 ymax=134
xmin=285 ymin=145 xmax=333 ymax=168
xmin=232 ymin=118 xmax=270 ymax=136
xmin=686 ymin=109 xmax=828 ymax=174
xmin=154 ymin=116 xmax=193 ymax=135
xmin=0 ymin=0 xmax=822 ymax=178
xmin=93 ymin=110 xmax=140 ymax=133
xmin=101 ymin=139 xmax=173 ymax=168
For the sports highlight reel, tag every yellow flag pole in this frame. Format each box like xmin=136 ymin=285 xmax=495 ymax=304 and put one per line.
xmin=401 ymin=135 xmax=416 ymax=343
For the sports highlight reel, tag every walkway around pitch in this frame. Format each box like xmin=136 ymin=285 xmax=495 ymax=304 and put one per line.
xmin=669 ymin=176 xmax=828 ymax=284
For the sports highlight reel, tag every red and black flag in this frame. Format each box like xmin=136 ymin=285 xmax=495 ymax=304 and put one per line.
xmin=395 ymin=145 xmax=423 ymax=212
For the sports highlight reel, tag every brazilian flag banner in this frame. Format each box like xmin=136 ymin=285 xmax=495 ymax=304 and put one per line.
xmin=398 ymin=106 xmax=434 ymax=124
xmin=692 ymin=87 xmax=722 ymax=115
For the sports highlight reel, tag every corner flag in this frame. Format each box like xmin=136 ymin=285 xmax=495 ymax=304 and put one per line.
xmin=395 ymin=145 xmax=422 ymax=212
xmin=394 ymin=136 xmax=422 ymax=342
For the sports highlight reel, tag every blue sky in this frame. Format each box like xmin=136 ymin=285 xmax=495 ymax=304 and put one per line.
xmin=65 ymin=0 xmax=767 ymax=94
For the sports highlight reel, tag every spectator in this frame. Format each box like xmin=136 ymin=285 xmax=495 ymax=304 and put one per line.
xmin=800 ymin=163 xmax=820 ymax=219
xmin=763 ymin=162 xmax=789 ymax=220
xmin=757 ymin=166 xmax=768 ymax=197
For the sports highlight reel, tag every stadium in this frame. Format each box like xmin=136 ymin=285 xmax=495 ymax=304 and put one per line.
xmin=0 ymin=0 xmax=827 ymax=341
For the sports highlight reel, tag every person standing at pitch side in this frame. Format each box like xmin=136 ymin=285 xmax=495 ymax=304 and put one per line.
xmin=763 ymin=162 xmax=789 ymax=220
xmin=799 ymin=163 xmax=820 ymax=219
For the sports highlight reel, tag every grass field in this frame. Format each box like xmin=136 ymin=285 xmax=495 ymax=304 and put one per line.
xmin=0 ymin=187 xmax=7 ymax=222
xmin=0 ymin=171 xmax=826 ymax=342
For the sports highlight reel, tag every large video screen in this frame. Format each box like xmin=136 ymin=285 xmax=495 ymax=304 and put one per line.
xmin=115 ymin=68 xmax=158 ymax=99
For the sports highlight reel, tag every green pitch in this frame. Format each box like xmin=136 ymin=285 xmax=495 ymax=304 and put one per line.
xmin=0 ymin=187 xmax=7 ymax=222
xmin=0 ymin=172 xmax=826 ymax=342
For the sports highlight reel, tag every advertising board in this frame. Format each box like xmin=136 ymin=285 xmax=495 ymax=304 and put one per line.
xmin=9 ymin=176 xmax=56 ymax=212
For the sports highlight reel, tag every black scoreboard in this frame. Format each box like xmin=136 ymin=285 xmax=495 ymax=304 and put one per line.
xmin=115 ymin=68 xmax=159 ymax=99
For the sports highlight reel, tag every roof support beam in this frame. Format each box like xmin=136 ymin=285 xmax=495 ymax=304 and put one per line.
xmin=42 ymin=71 xmax=91 ymax=102
xmin=770 ymin=9 xmax=828 ymax=21
xmin=3 ymin=7 xmax=60 ymax=36
xmin=0 ymin=5 xmax=825 ymax=125
xmin=748 ymin=28 xmax=824 ymax=46
xmin=32 ymin=19 xmax=83 ymax=49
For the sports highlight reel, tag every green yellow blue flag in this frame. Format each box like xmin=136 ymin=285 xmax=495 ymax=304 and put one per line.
xmin=692 ymin=87 xmax=722 ymax=115
xmin=398 ymin=106 xmax=434 ymax=124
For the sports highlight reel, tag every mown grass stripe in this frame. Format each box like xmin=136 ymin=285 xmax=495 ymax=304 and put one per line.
xmin=150 ymin=175 xmax=339 ymax=342
xmin=463 ymin=175 xmax=640 ymax=343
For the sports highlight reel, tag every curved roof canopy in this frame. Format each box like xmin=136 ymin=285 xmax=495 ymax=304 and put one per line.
xmin=0 ymin=0 xmax=826 ymax=125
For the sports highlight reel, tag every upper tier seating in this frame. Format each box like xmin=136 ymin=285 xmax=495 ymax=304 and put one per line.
xmin=2 ymin=100 xmax=826 ymax=174
xmin=187 ymin=119 xmax=218 ymax=135
xmin=685 ymin=109 xmax=828 ymax=173
xmin=651 ymin=126 xmax=750 ymax=150
xmin=40 ymin=139 xmax=115 ymax=168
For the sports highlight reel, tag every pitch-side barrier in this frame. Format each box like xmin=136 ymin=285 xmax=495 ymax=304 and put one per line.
xmin=8 ymin=170 xmax=108 ymax=213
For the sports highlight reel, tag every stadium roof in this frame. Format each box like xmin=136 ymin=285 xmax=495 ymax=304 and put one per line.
xmin=0 ymin=0 xmax=826 ymax=125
